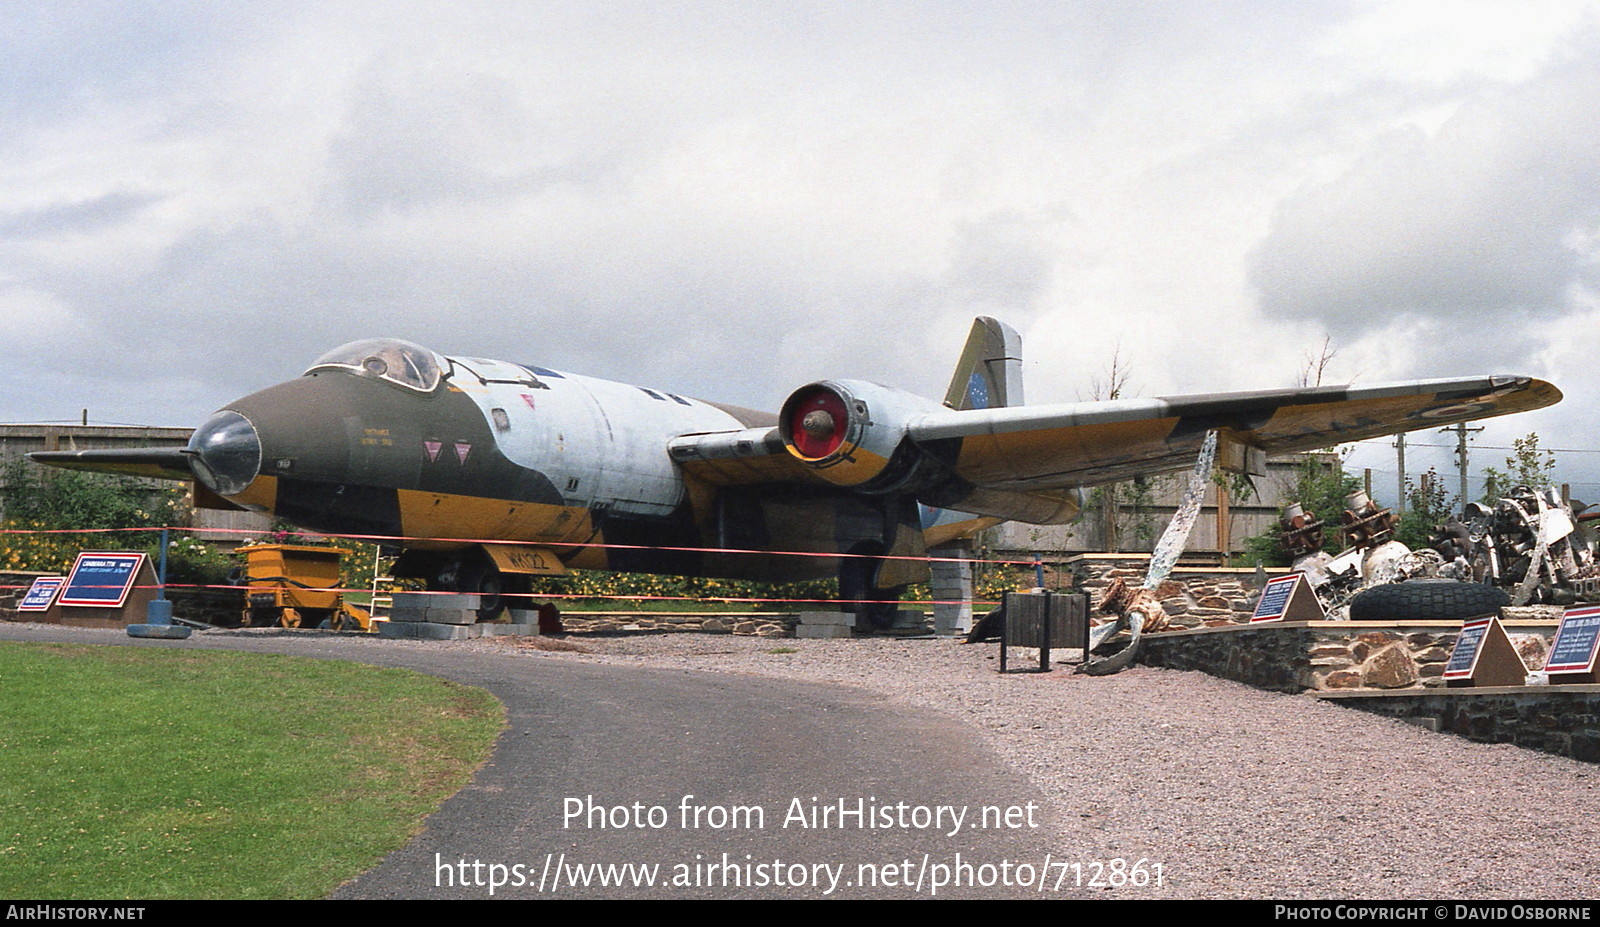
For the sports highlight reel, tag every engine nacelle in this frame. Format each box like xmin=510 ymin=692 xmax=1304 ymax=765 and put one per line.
xmin=779 ymin=379 xmax=942 ymax=489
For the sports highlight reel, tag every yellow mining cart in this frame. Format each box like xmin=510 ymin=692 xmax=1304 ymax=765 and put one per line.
xmin=240 ymin=544 xmax=372 ymax=631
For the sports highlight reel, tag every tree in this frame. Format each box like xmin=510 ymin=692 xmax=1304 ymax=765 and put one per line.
xmin=1241 ymin=452 xmax=1363 ymax=566
xmin=1298 ymin=335 xmax=1338 ymax=388
xmin=0 ymin=457 xmax=191 ymax=530
xmin=1481 ymin=432 xmax=1557 ymax=501
xmin=1082 ymin=342 xmax=1135 ymax=550
xmin=1395 ymin=467 xmax=1454 ymax=549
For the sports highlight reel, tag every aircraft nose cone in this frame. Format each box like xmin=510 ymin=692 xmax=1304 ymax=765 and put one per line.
xmin=187 ymin=410 xmax=261 ymax=496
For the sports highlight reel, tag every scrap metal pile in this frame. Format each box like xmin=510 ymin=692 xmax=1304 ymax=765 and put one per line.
xmin=1279 ymin=485 xmax=1599 ymax=616
xmin=1432 ymin=486 xmax=1600 ymax=604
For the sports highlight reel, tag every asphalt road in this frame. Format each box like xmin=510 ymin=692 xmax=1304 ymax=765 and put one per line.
xmin=0 ymin=625 xmax=1071 ymax=900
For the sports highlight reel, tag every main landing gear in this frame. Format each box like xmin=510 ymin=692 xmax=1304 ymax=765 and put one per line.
xmin=839 ymin=546 xmax=906 ymax=631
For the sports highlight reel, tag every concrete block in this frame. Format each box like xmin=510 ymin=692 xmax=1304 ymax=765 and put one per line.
xmin=890 ymin=609 xmax=927 ymax=630
xmin=388 ymin=606 xmax=428 ymax=623
xmin=392 ymin=592 xmax=482 ymax=610
xmin=797 ymin=611 xmax=855 ymax=628
xmin=478 ymin=623 xmax=540 ymax=637
xmin=506 ymin=609 xmax=542 ymax=630
xmin=796 ymin=624 xmax=854 ymax=639
xmin=425 ymin=608 xmax=479 ymax=626
xmin=931 ymin=544 xmax=974 ymax=636
xmin=379 ymin=621 xmax=475 ymax=641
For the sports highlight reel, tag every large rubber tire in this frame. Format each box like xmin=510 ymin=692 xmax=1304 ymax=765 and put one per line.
xmin=839 ymin=553 xmax=900 ymax=630
xmin=455 ymin=555 xmax=505 ymax=622
xmin=965 ymin=605 xmax=1005 ymax=644
xmin=1347 ymin=579 xmax=1510 ymax=621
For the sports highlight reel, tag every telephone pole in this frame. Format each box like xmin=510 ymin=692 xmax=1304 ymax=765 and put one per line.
xmin=1441 ymin=422 xmax=1483 ymax=506
xmin=1395 ymin=433 xmax=1406 ymax=509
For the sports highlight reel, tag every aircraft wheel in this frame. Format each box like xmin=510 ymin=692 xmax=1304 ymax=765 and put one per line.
xmin=500 ymin=573 xmax=533 ymax=618
xmin=839 ymin=554 xmax=900 ymax=630
xmin=965 ymin=604 xmax=1006 ymax=643
xmin=860 ymin=587 xmax=905 ymax=630
xmin=455 ymin=555 xmax=507 ymax=622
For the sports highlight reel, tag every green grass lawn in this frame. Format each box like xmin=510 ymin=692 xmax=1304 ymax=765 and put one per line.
xmin=0 ymin=643 xmax=503 ymax=900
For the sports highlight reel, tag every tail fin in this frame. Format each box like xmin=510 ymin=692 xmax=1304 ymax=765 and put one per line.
xmin=942 ymin=316 xmax=1023 ymax=411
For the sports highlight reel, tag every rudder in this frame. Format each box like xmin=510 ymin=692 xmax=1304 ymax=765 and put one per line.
xmin=942 ymin=316 xmax=1023 ymax=411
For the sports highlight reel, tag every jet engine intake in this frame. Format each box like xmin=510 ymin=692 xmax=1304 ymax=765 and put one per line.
xmin=779 ymin=379 xmax=941 ymax=489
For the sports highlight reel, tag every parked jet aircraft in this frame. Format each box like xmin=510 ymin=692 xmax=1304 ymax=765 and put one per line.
xmin=32 ymin=318 xmax=1561 ymax=624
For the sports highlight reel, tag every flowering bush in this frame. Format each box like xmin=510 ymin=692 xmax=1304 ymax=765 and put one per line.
xmin=0 ymin=459 xmax=189 ymax=573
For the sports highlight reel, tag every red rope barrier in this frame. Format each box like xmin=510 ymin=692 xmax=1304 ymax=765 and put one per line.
xmin=0 ymin=524 xmax=1057 ymax=611
xmin=0 ymin=524 xmax=1053 ymax=568
xmin=0 ymin=581 xmax=1001 ymax=609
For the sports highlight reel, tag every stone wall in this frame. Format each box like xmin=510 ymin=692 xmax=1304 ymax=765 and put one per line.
xmin=168 ymin=588 xmax=248 ymax=627
xmin=1318 ymin=687 xmax=1600 ymax=762
xmin=557 ymin=611 xmax=799 ymax=637
xmin=1061 ymin=554 xmax=1269 ymax=627
xmin=0 ymin=571 xmax=44 ymax=615
xmin=1138 ymin=620 xmax=1559 ymax=693
xmin=1059 ymin=556 xmax=1568 ymax=693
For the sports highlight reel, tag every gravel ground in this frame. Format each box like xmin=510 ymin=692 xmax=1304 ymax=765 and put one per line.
xmin=468 ymin=632 xmax=1600 ymax=900
xmin=7 ymin=621 xmax=1596 ymax=900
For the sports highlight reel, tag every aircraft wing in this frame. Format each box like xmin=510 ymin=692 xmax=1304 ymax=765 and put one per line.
xmin=672 ymin=374 xmax=1560 ymax=523
xmin=910 ymin=374 xmax=1561 ymax=492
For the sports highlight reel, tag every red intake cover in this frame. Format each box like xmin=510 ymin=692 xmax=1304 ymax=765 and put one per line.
xmin=787 ymin=387 xmax=849 ymax=459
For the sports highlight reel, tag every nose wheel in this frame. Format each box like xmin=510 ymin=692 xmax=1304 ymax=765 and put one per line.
xmin=430 ymin=552 xmax=507 ymax=622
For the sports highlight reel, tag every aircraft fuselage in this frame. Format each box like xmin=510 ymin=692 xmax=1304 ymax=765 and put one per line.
xmin=190 ymin=340 xmax=950 ymax=594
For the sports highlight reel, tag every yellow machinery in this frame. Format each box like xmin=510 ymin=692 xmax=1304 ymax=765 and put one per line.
xmin=240 ymin=544 xmax=372 ymax=631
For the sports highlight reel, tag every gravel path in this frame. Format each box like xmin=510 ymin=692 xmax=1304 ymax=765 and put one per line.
xmin=469 ymin=633 xmax=1600 ymax=900
xmin=6 ymin=622 xmax=1596 ymax=899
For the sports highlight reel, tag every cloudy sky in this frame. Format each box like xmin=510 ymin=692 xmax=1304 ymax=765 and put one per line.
xmin=4 ymin=1 xmax=1599 ymax=501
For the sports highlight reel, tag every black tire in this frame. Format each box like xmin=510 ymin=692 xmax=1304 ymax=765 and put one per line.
xmin=295 ymin=608 xmax=332 ymax=629
xmin=859 ymin=586 xmax=906 ymax=630
xmin=447 ymin=552 xmax=507 ymax=622
xmin=965 ymin=605 xmax=1005 ymax=644
xmin=839 ymin=552 xmax=900 ymax=630
xmin=1347 ymin=579 xmax=1509 ymax=621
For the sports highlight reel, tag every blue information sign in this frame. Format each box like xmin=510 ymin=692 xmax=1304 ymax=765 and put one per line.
xmin=17 ymin=576 xmax=65 ymax=612
xmin=1546 ymin=605 xmax=1600 ymax=674
xmin=59 ymin=552 xmax=146 ymax=608
xmin=1251 ymin=575 xmax=1300 ymax=622
xmin=1442 ymin=617 xmax=1492 ymax=680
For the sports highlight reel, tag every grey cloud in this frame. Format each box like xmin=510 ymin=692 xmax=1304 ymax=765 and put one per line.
xmin=1251 ymin=51 xmax=1600 ymax=329
xmin=0 ymin=192 xmax=165 ymax=238
xmin=945 ymin=211 xmax=1059 ymax=313
xmin=0 ymin=3 xmax=276 ymax=130
xmin=323 ymin=63 xmax=634 ymax=216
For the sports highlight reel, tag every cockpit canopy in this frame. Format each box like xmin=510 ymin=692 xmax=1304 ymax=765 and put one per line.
xmin=305 ymin=338 xmax=444 ymax=392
